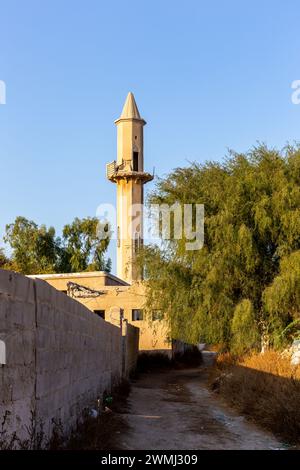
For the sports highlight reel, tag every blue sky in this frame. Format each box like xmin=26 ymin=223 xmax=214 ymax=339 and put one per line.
xmin=1 ymin=0 xmax=300 ymax=271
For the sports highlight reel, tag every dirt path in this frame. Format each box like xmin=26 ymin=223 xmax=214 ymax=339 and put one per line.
xmin=117 ymin=366 xmax=285 ymax=450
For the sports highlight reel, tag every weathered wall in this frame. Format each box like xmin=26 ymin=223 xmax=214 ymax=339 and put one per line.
xmin=34 ymin=278 xmax=122 ymax=440
xmin=122 ymin=321 xmax=139 ymax=377
xmin=30 ymin=271 xmax=128 ymax=288
xmin=0 ymin=270 xmax=36 ymax=442
xmin=0 ymin=269 xmax=137 ymax=446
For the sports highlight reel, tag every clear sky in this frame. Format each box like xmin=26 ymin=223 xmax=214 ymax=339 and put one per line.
xmin=1 ymin=0 xmax=300 ymax=271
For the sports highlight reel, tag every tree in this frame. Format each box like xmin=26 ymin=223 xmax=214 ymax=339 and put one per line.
xmin=4 ymin=216 xmax=59 ymax=274
xmin=59 ymin=217 xmax=111 ymax=273
xmin=137 ymin=144 xmax=300 ymax=350
xmin=231 ymin=300 xmax=259 ymax=355
xmin=4 ymin=216 xmax=111 ymax=275
xmin=263 ymin=250 xmax=300 ymax=347
xmin=0 ymin=248 xmax=11 ymax=269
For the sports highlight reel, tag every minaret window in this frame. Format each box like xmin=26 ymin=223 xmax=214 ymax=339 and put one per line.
xmin=133 ymin=152 xmax=139 ymax=171
xmin=134 ymin=233 xmax=142 ymax=253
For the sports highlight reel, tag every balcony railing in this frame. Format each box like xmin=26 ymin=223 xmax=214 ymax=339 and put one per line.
xmin=106 ymin=161 xmax=117 ymax=179
xmin=106 ymin=159 xmax=154 ymax=183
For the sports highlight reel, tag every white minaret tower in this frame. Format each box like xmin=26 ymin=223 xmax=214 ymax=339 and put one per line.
xmin=106 ymin=93 xmax=153 ymax=283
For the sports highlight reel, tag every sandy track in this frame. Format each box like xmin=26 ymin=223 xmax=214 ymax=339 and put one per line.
xmin=117 ymin=367 xmax=284 ymax=450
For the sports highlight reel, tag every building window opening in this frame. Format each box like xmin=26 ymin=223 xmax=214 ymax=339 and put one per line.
xmin=132 ymin=309 xmax=143 ymax=321
xmin=94 ymin=310 xmax=105 ymax=319
xmin=133 ymin=151 xmax=139 ymax=171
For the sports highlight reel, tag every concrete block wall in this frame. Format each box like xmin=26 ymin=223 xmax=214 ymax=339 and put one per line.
xmin=122 ymin=321 xmax=139 ymax=377
xmin=34 ymin=278 xmax=122 ymax=439
xmin=0 ymin=270 xmax=36 ymax=442
xmin=0 ymin=269 xmax=128 ymax=446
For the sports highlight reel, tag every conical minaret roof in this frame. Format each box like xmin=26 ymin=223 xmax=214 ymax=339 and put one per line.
xmin=115 ymin=92 xmax=146 ymax=124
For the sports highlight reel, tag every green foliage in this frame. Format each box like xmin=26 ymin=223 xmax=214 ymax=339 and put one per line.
xmin=4 ymin=216 xmax=59 ymax=274
xmin=3 ymin=216 xmax=111 ymax=275
xmin=138 ymin=144 xmax=300 ymax=350
xmin=59 ymin=217 xmax=111 ymax=273
xmin=231 ymin=299 xmax=259 ymax=355
xmin=0 ymin=248 xmax=10 ymax=269
xmin=263 ymin=250 xmax=300 ymax=346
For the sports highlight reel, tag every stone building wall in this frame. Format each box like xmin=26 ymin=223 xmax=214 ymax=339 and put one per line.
xmin=31 ymin=273 xmax=172 ymax=354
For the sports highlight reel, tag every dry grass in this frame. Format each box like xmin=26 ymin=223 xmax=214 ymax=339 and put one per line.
xmin=211 ymin=350 xmax=300 ymax=443
xmin=64 ymin=409 xmax=127 ymax=450
xmin=242 ymin=350 xmax=300 ymax=378
xmin=50 ymin=380 xmax=131 ymax=450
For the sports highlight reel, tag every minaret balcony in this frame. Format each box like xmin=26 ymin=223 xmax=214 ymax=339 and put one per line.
xmin=106 ymin=160 xmax=154 ymax=183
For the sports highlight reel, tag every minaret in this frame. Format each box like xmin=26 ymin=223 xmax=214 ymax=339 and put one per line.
xmin=106 ymin=92 xmax=153 ymax=283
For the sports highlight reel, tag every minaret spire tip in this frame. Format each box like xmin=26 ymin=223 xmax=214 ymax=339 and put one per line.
xmin=116 ymin=92 xmax=145 ymax=122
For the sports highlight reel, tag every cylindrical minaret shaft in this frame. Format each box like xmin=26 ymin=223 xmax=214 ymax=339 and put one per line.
xmin=106 ymin=92 xmax=153 ymax=284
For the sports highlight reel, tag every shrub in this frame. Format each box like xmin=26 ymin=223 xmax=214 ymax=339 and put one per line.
xmin=231 ymin=299 xmax=259 ymax=355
